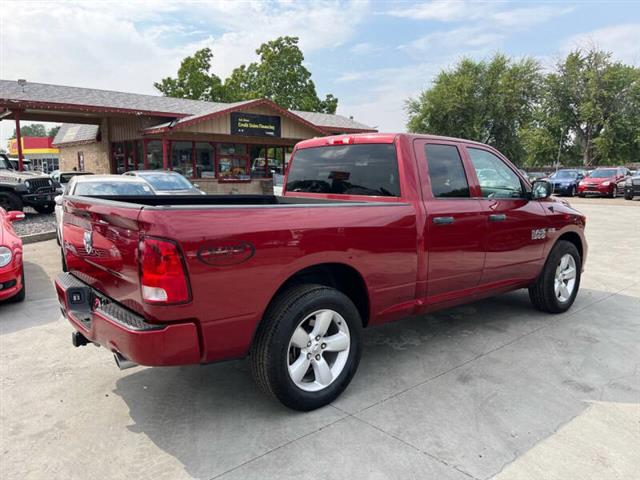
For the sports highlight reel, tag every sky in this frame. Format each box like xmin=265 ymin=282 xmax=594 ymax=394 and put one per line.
xmin=1 ymin=0 xmax=639 ymax=148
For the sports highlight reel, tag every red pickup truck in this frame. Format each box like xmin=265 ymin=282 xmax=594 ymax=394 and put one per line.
xmin=55 ymin=133 xmax=587 ymax=410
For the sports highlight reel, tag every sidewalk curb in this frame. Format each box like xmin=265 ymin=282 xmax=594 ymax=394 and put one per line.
xmin=21 ymin=231 xmax=57 ymax=244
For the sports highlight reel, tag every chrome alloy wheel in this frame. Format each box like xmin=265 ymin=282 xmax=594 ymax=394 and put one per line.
xmin=554 ymin=254 xmax=577 ymax=303
xmin=287 ymin=309 xmax=351 ymax=392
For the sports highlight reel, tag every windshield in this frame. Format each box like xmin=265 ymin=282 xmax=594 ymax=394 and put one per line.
xmin=140 ymin=173 xmax=193 ymax=191
xmin=589 ymin=169 xmax=616 ymax=178
xmin=286 ymin=144 xmax=400 ymax=197
xmin=0 ymin=156 xmax=10 ymax=169
xmin=74 ymin=181 xmax=154 ymax=196
xmin=551 ymin=170 xmax=578 ymax=179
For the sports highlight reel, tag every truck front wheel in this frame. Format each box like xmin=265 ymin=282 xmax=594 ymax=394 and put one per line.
xmin=528 ymin=240 xmax=581 ymax=313
xmin=0 ymin=192 xmax=23 ymax=212
xmin=251 ymin=284 xmax=362 ymax=411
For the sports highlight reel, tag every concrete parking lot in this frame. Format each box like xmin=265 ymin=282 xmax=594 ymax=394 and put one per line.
xmin=1 ymin=197 xmax=639 ymax=480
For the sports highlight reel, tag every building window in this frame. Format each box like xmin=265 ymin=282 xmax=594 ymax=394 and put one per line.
xmin=219 ymin=143 xmax=247 ymax=156
xmin=171 ymin=141 xmax=193 ymax=177
xmin=218 ymin=156 xmax=249 ymax=181
xmin=146 ymin=140 xmax=163 ymax=170
xmin=195 ymin=142 xmax=215 ymax=178
xmin=249 ymin=145 xmax=286 ymax=178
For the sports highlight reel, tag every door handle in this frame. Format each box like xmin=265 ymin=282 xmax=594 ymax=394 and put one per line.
xmin=489 ymin=214 xmax=506 ymax=222
xmin=433 ymin=216 xmax=455 ymax=225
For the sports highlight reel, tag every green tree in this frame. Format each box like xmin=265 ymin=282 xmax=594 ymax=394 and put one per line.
xmin=156 ymin=37 xmax=337 ymax=113
xmin=11 ymin=123 xmax=48 ymax=138
xmin=154 ymin=48 xmax=226 ymax=101
xmin=48 ymin=125 xmax=61 ymax=138
xmin=541 ymin=49 xmax=640 ymax=166
xmin=406 ymin=54 xmax=542 ymax=164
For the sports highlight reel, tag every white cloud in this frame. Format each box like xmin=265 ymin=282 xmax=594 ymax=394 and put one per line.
xmin=349 ymin=42 xmax=383 ymax=55
xmin=387 ymin=1 xmax=572 ymax=29
xmin=401 ymin=26 xmax=504 ymax=58
xmin=562 ymin=23 xmax=640 ymax=65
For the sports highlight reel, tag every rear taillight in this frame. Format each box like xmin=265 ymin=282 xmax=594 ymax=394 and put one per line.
xmin=139 ymin=237 xmax=190 ymax=304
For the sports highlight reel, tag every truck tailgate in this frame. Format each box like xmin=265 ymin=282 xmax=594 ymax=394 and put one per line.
xmin=63 ymin=197 xmax=145 ymax=313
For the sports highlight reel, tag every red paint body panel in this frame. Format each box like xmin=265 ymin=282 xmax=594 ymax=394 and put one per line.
xmin=59 ymin=133 xmax=588 ymax=366
xmin=0 ymin=209 xmax=24 ymax=301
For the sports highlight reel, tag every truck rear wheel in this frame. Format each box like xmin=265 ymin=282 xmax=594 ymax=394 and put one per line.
xmin=251 ymin=284 xmax=362 ymax=411
xmin=0 ymin=192 xmax=23 ymax=212
xmin=528 ymin=240 xmax=581 ymax=313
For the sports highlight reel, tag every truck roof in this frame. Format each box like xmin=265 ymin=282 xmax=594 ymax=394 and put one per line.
xmin=295 ymin=133 xmax=494 ymax=150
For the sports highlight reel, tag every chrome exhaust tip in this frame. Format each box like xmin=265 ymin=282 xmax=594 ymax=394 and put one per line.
xmin=114 ymin=352 xmax=137 ymax=370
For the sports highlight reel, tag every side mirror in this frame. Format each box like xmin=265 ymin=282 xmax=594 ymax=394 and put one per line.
xmin=55 ymin=195 xmax=63 ymax=206
xmin=7 ymin=211 xmax=26 ymax=222
xmin=531 ymin=180 xmax=552 ymax=200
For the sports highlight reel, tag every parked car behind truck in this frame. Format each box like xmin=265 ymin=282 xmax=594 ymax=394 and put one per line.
xmin=56 ymin=133 xmax=587 ymax=411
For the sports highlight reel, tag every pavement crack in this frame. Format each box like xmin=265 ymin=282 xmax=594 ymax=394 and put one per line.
xmin=352 ymin=415 xmax=481 ymax=480
xmin=207 ymin=408 xmax=347 ymax=480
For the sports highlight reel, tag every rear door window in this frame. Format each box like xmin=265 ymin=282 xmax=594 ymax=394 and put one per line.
xmin=286 ymin=144 xmax=400 ymax=197
xmin=424 ymin=144 xmax=470 ymax=198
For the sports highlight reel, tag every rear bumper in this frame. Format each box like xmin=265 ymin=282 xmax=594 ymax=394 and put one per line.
xmin=0 ymin=264 xmax=22 ymax=301
xmin=55 ymin=273 xmax=201 ymax=366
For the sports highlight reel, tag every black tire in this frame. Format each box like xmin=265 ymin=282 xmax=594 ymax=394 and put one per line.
xmin=624 ymin=193 xmax=634 ymax=200
xmin=569 ymin=186 xmax=576 ymax=197
xmin=529 ymin=240 xmax=581 ymax=313
xmin=611 ymin=187 xmax=617 ymax=198
xmin=9 ymin=265 xmax=26 ymax=303
xmin=0 ymin=192 xmax=23 ymax=212
xmin=578 ymin=193 xmax=585 ymax=198
xmin=34 ymin=204 xmax=55 ymax=214
xmin=251 ymin=284 xmax=362 ymax=411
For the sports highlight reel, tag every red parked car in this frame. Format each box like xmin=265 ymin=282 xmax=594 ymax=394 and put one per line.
xmin=56 ymin=133 xmax=587 ymax=410
xmin=577 ymin=167 xmax=631 ymax=198
xmin=0 ymin=208 xmax=26 ymax=303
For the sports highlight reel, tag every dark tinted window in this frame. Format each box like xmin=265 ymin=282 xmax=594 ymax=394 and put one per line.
xmin=286 ymin=144 xmax=400 ymax=196
xmin=74 ymin=181 xmax=154 ymax=196
xmin=425 ymin=144 xmax=470 ymax=198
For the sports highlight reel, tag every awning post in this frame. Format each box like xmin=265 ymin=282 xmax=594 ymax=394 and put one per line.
xmin=13 ymin=110 xmax=24 ymax=171
xmin=162 ymin=136 xmax=168 ymax=170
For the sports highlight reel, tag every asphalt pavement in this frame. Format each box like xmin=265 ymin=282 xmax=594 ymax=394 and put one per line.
xmin=1 ymin=196 xmax=638 ymax=480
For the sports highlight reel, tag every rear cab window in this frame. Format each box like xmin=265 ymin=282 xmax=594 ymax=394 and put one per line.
xmin=424 ymin=144 xmax=470 ymax=198
xmin=286 ymin=144 xmax=400 ymax=197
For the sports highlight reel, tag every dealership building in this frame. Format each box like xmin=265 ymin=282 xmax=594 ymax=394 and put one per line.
xmin=0 ymin=79 xmax=376 ymax=193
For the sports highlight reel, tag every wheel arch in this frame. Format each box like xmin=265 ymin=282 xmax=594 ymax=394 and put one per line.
xmin=555 ymin=230 xmax=584 ymax=263
xmin=264 ymin=262 xmax=370 ymax=328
